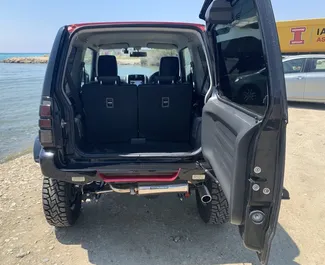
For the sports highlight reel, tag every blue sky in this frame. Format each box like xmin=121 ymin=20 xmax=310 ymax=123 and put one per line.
xmin=0 ymin=0 xmax=324 ymax=52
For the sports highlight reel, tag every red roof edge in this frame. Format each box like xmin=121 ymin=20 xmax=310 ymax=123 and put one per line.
xmin=67 ymin=21 xmax=205 ymax=33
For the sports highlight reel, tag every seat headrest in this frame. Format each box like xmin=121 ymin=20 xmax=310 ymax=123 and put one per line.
xmin=98 ymin=55 xmax=118 ymax=77
xmin=153 ymin=76 xmax=178 ymax=85
xmin=98 ymin=76 xmax=120 ymax=85
xmin=159 ymin=56 xmax=179 ymax=78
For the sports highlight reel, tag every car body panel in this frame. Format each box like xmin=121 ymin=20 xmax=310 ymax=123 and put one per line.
xmin=201 ymin=0 xmax=287 ymax=264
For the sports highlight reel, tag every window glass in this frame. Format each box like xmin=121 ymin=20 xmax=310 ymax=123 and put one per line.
xmin=309 ymin=58 xmax=325 ymax=72
xmin=99 ymin=48 xmax=178 ymax=77
xmin=283 ymin=58 xmax=306 ymax=74
xmin=181 ymin=48 xmax=192 ymax=78
xmin=82 ymin=48 xmax=94 ymax=85
xmin=197 ymin=46 xmax=210 ymax=94
xmin=214 ymin=0 xmax=268 ymax=115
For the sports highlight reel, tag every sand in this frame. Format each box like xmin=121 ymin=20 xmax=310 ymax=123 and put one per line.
xmin=0 ymin=103 xmax=324 ymax=265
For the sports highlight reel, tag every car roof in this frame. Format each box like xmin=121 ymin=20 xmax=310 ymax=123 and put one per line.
xmin=67 ymin=21 xmax=205 ymax=33
xmin=283 ymin=54 xmax=325 ymax=61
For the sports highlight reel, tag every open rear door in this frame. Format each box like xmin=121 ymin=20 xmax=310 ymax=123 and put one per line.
xmin=200 ymin=0 xmax=288 ymax=264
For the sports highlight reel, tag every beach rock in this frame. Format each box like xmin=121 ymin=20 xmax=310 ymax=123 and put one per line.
xmin=16 ymin=250 xmax=30 ymax=258
xmin=1 ymin=56 xmax=49 ymax=64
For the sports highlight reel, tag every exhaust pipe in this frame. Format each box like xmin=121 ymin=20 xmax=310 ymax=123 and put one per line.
xmin=137 ymin=183 xmax=188 ymax=195
xmin=197 ymin=185 xmax=212 ymax=203
xmin=107 ymin=183 xmax=188 ymax=195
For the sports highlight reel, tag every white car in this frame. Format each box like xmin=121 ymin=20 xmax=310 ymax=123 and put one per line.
xmin=283 ymin=54 xmax=325 ymax=103
xmin=230 ymin=54 xmax=325 ymax=105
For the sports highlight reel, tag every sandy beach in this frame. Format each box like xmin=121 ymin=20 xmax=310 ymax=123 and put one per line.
xmin=0 ymin=104 xmax=324 ymax=265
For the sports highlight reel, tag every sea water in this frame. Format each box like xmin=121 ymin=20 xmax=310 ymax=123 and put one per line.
xmin=0 ymin=54 xmax=157 ymax=162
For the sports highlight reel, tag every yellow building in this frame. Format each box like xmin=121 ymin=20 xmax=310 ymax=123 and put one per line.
xmin=277 ymin=18 xmax=325 ymax=54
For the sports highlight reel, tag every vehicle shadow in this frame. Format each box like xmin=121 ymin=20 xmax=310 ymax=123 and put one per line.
xmin=288 ymin=101 xmax=325 ymax=111
xmin=55 ymin=194 xmax=299 ymax=265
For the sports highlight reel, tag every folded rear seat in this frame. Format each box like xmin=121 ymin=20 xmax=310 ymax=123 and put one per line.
xmin=138 ymin=57 xmax=193 ymax=142
xmin=81 ymin=55 xmax=138 ymax=144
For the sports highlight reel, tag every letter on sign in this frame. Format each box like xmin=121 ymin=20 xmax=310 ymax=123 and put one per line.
xmin=290 ymin=27 xmax=306 ymax=45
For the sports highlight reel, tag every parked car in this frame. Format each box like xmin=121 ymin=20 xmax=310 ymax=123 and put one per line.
xmin=33 ymin=0 xmax=288 ymax=264
xmin=283 ymin=54 xmax=325 ymax=103
xmin=232 ymin=54 xmax=325 ymax=105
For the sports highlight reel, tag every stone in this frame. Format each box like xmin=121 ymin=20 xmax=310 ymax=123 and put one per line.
xmin=16 ymin=250 xmax=30 ymax=258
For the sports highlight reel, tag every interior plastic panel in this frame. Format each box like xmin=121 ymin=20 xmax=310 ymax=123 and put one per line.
xmin=201 ymin=97 xmax=259 ymax=225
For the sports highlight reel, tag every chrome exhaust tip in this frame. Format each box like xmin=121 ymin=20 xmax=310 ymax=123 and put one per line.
xmin=197 ymin=185 xmax=212 ymax=204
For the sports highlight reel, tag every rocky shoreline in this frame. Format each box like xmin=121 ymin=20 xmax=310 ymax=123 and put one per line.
xmin=1 ymin=56 xmax=49 ymax=64
xmin=0 ymin=55 xmax=141 ymax=65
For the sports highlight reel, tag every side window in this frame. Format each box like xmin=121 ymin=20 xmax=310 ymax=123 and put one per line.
xmin=308 ymin=58 xmax=325 ymax=72
xmin=283 ymin=59 xmax=306 ymax=74
xmin=197 ymin=45 xmax=210 ymax=94
xmin=214 ymin=0 xmax=268 ymax=114
xmin=181 ymin=48 xmax=192 ymax=81
xmin=81 ymin=48 xmax=94 ymax=86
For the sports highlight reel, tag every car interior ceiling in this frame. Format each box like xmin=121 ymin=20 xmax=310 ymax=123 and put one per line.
xmin=64 ymin=29 xmax=207 ymax=155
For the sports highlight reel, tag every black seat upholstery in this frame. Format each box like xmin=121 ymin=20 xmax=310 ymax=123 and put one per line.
xmin=138 ymin=57 xmax=193 ymax=142
xmin=81 ymin=55 xmax=138 ymax=143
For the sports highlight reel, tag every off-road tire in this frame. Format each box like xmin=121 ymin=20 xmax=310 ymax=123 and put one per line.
xmin=42 ymin=177 xmax=82 ymax=227
xmin=196 ymin=177 xmax=229 ymax=224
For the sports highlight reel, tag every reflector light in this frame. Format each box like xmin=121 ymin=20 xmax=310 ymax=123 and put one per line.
xmin=39 ymin=130 xmax=53 ymax=144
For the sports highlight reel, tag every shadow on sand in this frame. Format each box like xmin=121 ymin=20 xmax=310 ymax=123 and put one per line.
xmin=55 ymin=194 xmax=299 ymax=265
xmin=288 ymin=101 xmax=325 ymax=111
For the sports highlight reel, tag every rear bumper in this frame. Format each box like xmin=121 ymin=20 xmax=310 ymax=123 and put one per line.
xmin=39 ymin=149 xmax=97 ymax=183
xmin=38 ymin=148 xmax=207 ymax=184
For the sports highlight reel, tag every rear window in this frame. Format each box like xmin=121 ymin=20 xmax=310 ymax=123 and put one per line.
xmin=99 ymin=48 xmax=178 ymax=77
xmin=214 ymin=0 xmax=268 ymax=115
xmin=308 ymin=58 xmax=325 ymax=72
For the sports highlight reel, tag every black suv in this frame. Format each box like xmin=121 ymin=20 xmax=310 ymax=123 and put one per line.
xmin=33 ymin=0 xmax=288 ymax=264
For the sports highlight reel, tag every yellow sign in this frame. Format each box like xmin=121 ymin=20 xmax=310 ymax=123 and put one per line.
xmin=277 ymin=18 xmax=325 ymax=53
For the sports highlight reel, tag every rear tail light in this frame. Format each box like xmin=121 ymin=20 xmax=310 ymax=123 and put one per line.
xmin=39 ymin=98 xmax=54 ymax=146
xmin=39 ymin=118 xmax=52 ymax=128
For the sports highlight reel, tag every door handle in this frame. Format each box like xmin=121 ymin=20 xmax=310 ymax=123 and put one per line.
xmin=297 ymin=76 xmax=304 ymax=80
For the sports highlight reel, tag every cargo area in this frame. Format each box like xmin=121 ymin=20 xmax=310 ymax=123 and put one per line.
xmin=60 ymin=24 xmax=209 ymax=157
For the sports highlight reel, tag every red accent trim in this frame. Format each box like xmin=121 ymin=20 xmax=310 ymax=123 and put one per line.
xmin=98 ymin=168 xmax=181 ymax=183
xmin=67 ymin=22 xmax=205 ymax=33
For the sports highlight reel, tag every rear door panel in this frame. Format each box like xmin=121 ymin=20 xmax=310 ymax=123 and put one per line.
xmin=285 ymin=73 xmax=306 ymax=101
xmin=201 ymin=0 xmax=287 ymax=264
xmin=202 ymin=101 xmax=258 ymax=224
xmin=304 ymin=57 xmax=325 ymax=102
xmin=283 ymin=58 xmax=307 ymax=101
